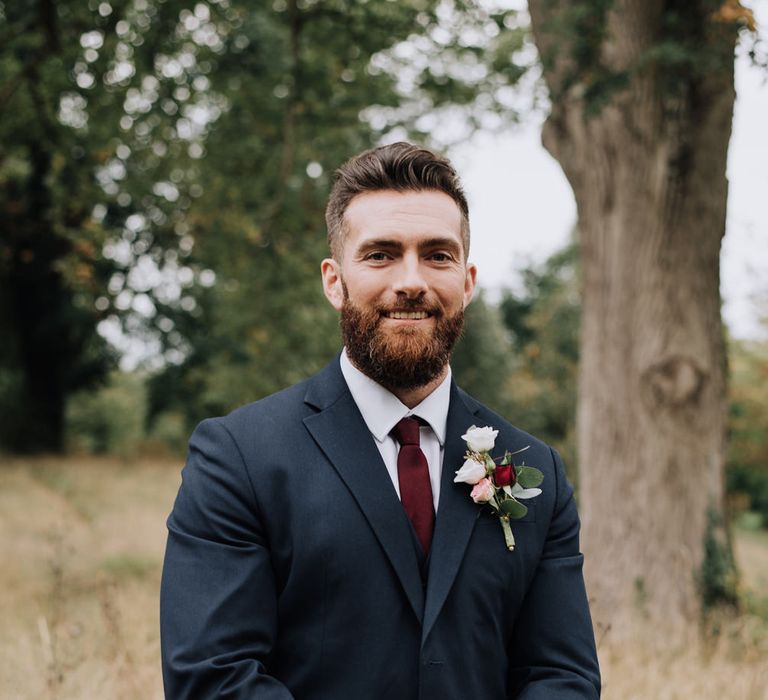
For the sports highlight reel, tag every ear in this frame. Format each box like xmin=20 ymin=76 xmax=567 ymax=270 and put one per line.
xmin=321 ymin=257 xmax=344 ymax=311
xmin=462 ymin=262 xmax=477 ymax=308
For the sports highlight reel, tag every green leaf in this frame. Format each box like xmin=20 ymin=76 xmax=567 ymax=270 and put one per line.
xmin=516 ymin=466 xmax=544 ymax=489
xmin=499 ymin=498 xmax=528 ymax=519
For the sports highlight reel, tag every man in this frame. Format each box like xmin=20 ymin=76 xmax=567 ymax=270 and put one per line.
xmin=160 ymin=142 xmax=600 ymax=698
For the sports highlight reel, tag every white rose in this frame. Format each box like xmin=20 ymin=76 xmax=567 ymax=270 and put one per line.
xmin=454 ymin=458 xmax=487 ymax=485
xmin=461 ymin=425 xmax=499 ymax=453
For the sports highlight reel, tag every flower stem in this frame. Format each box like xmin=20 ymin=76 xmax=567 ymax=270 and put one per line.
xmin=500 ymin=516 xmax=515 ymax=551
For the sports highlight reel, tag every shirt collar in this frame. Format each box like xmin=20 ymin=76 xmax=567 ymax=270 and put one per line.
xmin=340 ymin=349 xmax=451 ymax=446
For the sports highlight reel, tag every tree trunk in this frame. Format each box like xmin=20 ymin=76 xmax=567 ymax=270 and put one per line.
xmin=0 ymin=4 xmax=113 ymax=453
xmin=7 ymin=145 xmax=69 ymax=453
xmin=528 ymin=0 xmax=739 ymax=632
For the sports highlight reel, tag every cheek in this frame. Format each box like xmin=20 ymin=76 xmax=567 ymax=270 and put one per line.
xmin=343 ymin=273 xmax=388 ymax=303
xmin=437 ymin=279 xmax=471 ymax=308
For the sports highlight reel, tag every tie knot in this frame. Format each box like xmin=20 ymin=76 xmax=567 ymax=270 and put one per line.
xmin=391 ymin=416 xmax=421 ymax=446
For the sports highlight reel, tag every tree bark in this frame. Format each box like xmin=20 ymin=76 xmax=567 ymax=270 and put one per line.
xmin=528 ymin=0 xmax=739 ymax=632
xmin=7 ymin=144 xmax=69 ymax=453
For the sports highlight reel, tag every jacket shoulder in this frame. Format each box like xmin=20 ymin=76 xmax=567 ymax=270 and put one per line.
xmin=199 ymin=356 xmax=345 ymax=448
xmin=455 ymin=385 xmax=552 ymax=456
xmin=222 ymin=378 xmax=311 ymax=432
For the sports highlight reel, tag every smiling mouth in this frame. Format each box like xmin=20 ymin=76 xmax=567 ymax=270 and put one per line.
xmin=383 ymin=311 xmax=431 ymax=320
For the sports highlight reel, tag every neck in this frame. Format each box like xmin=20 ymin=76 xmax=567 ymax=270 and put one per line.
xmin=388 ymin=365 xmax=449 ymax=409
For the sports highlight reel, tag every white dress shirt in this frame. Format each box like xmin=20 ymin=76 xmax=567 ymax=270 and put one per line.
xmin=339 ymin=350 xmax=451 ymax=512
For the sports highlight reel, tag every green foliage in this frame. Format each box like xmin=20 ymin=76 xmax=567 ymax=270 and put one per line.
xmin=516 ymin=466 xmax=544 ymax=489
xmin=147 ymin=410 xmax=188 ymax=455
xmin=500 ymin=499 xmax=527 ymax=518
xmin=498 ymin=242 xmax=581 ymax=476
xmin=726 ymin=339 xmax=768 ymax=527
xmin=452 ymin=290 xmax=516 ymax=417
xmin=698 ymin=507 xmax=739 ymax=612
xmin=65 ymin=372 xmax=146 ymax=457
xmin=729 ymin=467 xmax=768 ymax=530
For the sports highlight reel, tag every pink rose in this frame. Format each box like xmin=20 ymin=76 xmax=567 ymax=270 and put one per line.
xmin=470 ymin=478 xmax=495 ymax=504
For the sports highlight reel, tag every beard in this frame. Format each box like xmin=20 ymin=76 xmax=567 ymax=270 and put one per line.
xmin=340 ymin=291 xmax=465 ymax=393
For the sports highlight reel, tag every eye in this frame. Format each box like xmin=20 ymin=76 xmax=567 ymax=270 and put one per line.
xmin=364 ymin=251 xmax=391 ymax=262
xmin=429 ymin=251 xmax=453 ymax=263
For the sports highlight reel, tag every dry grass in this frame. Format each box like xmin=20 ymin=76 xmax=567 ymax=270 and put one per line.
xmin=598 ymin=616 xmax=768 ymax=699
xmin=735 ymin=527 xmax=768 ymax=596
xmin=0 ymin=455 xmax=180 ymax=700
xmin=0 ymin=455 xmax=767 ymax=699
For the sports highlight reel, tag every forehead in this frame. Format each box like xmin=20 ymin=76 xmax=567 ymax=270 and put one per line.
xmin=343 ymin=189 xmax=463 ymax=250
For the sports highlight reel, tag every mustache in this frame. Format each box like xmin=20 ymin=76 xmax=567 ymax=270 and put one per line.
xmin=377 ymin=297 xmax=443 ymax=316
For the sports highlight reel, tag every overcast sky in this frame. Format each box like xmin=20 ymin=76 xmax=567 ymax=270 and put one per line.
xmin=454 ymin=9 xmax=767 ymax=340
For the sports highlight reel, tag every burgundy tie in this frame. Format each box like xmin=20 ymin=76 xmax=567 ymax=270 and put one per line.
xmin=391 ymin=417 xmax=435 ymax=556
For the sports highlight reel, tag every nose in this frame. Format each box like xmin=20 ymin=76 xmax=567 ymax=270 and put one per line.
xmin=391 ymin=252 xmax=428 ymax=299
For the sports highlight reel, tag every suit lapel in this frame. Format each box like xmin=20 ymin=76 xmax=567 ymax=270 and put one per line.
xmin=303 ymin=360 xmax=425 ymax=623
xmin=422 ymin=383 xmax=481 ymax=643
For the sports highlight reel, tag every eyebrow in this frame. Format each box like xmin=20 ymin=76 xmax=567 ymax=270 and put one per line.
xmin=355 ymin=237 xmax=462 ymax=254
xmin=356 ymin=239 xmax=401 ymax=252
xmin=418 ymin=237 xmax=462 ymax=254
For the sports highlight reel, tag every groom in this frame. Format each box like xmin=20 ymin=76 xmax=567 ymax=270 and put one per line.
xmin=160 ymin=143 xmax=600 ymax=698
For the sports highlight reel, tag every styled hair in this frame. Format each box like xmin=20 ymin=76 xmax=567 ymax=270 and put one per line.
xmin=325 ymin=142 xmax=470 ymax=260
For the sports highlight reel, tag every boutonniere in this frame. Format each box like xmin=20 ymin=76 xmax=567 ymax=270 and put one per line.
xmin=453 ymin=425 xmax=544 ymax=551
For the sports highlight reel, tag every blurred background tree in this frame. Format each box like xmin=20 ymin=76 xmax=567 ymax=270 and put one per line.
xmin=0 ymin=0 xmax=228 ymax=451
xmin=528 ymin=0 xmax=757 ymax=630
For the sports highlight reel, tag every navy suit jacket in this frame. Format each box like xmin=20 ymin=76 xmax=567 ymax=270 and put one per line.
xmin=160 ymin=357 xmax=600 ymax=698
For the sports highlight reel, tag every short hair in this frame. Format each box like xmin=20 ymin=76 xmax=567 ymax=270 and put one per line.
xmin=325 ymin=142 xmax=470 ymax=260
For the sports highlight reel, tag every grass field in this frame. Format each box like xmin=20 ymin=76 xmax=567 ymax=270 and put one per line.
xmin=1 ymin=456 xmax=767 ymax=699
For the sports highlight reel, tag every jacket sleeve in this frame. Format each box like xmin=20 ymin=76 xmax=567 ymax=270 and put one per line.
xmin=507 ymin=447 xmax=601 ymax=699
xmin=160 ymin=418 xmax=294 ymax=699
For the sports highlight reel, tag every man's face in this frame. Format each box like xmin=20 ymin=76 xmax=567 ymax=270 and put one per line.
xmin=321 ymin=189 xmax=476 ymax=391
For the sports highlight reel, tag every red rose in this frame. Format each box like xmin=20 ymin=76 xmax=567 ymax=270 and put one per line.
xmin=494 ymin=464 xmax=516 ymax=487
